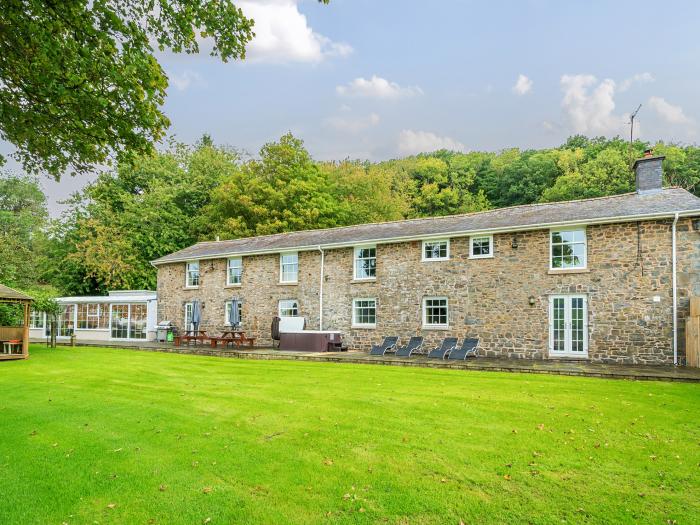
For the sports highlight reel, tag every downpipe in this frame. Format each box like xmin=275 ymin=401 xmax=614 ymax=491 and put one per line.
xmin=318 ymin=246 xmax=325 ymax=331
xmin=672 ymin=212 xmax=679 ymax=366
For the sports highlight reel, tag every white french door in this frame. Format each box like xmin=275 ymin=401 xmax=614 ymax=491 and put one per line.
xmin=549 ymin=295 xmax=588 ymax=357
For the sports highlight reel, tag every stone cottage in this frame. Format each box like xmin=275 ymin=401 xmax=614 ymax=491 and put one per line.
xmin=152 ymin=154 xmax=700 ymax=364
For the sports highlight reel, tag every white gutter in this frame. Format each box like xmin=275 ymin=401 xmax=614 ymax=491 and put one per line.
xmin=151 ymin=208 xmax=700 ymax=265
xmin=317 ymin=245 xmax=325 ymax=331
xmin=672 ymin=212 xmax=679 ymax=365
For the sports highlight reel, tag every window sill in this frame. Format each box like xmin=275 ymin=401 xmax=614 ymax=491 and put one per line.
xmin=352 ymin=278 xmax=376 ymax=283
xmin=278 ymin=281 xmax=298 ymax=286
xmin=469 ymin=254 xmax=494 ymax=260
xmin=352 ymin=324 xmax=376 ymax=329
xmin=421 ymin=257 xmax=450 ymax=263
xmin=183 ymin=286 xmax=199 ymax=290
xmin=224 ymin=283 xmax=242 ymax=288
xmin=548 ymin=268 xmax=590 ymax=275
xmin=422 ymin=325 xmax=450 ymax=331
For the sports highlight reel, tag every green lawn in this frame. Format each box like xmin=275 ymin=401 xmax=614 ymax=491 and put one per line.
xmin=1 ymin=346 xmax=699 ymax=524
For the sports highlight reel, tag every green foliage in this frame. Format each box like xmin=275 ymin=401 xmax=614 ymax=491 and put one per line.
xmin=26 ymin=134 xmax=700 ymax=295
xmin=0 ymin=174 xmax=48 ymax=288
xmin=203 ymin=134 xmax=378 ymax=239
xmin=45 ymin=139 xmax=237 ymax=294
xmin=0 ymin=0 xmax=254 ymax=178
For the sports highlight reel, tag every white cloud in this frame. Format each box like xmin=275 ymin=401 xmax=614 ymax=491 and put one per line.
xmin=560 ymin=74 xmax=627 ymax=136
xmin=648 ymin=96 xmax=692 ymax=125
xmin=238 ymin=0 xmax=352 ymax=64
xmin=325 ymin=112 xmax=380 ymax=133
xmin=512 ymin=74 xmax=533 ymax=95
xmin=398 ymin=130 xmax=465 ymax=155
xmin=167 ymin=70 xmax=205 ymax=91
xmin=618 ymin=72 xmax=655 ymax=92
xmin=336 ymin=75 xmax=423 ymax=99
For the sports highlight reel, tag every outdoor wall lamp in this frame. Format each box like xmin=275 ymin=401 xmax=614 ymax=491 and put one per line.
xmin=528 ymin=295 xmax=536 ymax=306
xmin=511 ymin=235 xmax=519 ymax=249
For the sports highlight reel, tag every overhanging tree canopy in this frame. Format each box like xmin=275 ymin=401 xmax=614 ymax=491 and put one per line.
xmin=0 ymin=0 xmax=255 ymax=178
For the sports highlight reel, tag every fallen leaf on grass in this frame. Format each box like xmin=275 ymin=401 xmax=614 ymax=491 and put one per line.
xmin=159 ymin=485 xmax=167 ymax=492
xmin=203 ymin=518 xmax=211 ymax=524
xmin=503 ymin=474 xmax=511 ymax=481
xmin=202 ymin=487 xmax=212 ymax=494
xmin=323 ymin=458 xmax=334 ymax=466
xmin=106 ymin=503 xmax=116 ymax=509
xmin=537 ymin=424 xmax=545 ymax=431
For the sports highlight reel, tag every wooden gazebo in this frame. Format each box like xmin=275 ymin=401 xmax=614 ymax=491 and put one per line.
xmin=0 ymin=284 xmax=32 ymax=360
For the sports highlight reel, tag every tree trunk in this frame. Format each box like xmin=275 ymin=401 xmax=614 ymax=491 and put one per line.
xmin=50 ymin=315 xmax=57 ymax=349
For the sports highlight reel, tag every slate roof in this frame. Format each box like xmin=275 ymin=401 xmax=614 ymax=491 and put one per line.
xmin=0 ymin=284 xmax=33 ymax=301
xmin=152 ymin=188 xmax=700 ymax=265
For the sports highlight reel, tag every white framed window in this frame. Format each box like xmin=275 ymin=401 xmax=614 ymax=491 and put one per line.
xmin=184 ymin=302 xmax=194 ymax=331
xmin=470 ymin=235 xmax=493 ymax=258
xmin=29 ymin=309 xmax=45 ymax=329
xmin=279 ymin=299 xmax=299 ymax=317
xmin=77 ymin=303 xmax=109 ymax=329
xmin=422 ymin=297 xmax=449 ymax=329
xmin=280 ymin=253 xmax=299 ymax=283
xmin=185 ymin=261 xmax=200 ymax=287
xmin=352 ymin=298 xmax=377 ymax=328
xmin=550 ymin=228 xmax=587 ymax=270
xmin=224 ymin=300 xmax=243 ymax=326
xmin=227 ymin=257 xmax=242 ymax=286
xmin=422 ymin=239 xmax=449 ymax=261
xmin=354 ymin=246 xmax=376 ymax=280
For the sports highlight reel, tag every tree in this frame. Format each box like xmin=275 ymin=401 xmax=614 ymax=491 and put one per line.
xmin=540 ymin=148 xmax=633 ymax=202
xmin=0 ymin=174 xmax=48 ymax=287
xmin=45 ymin=139 xmax=237 ymax=293
xmin=203 ymin=133 xmax=347 ymax=239
xmin=0 ymin=1 xmax=255 ymax=178
xmin=26 ymin=286 xmax=61 ymax=348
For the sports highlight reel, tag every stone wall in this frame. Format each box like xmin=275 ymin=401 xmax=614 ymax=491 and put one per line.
xmin=157 ymin=218 xmax=700 ymax=364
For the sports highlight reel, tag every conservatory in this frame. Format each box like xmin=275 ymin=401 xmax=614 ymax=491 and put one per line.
xmin=28 ymin=290 xmax=158 ymax=343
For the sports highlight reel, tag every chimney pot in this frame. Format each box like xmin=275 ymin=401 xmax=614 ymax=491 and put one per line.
xmin=633 ymin=154 xmax=665 ymax=194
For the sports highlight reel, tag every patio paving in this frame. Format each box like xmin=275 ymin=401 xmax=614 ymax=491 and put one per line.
xmin=29 ymin=339 xmax=700 ymax=382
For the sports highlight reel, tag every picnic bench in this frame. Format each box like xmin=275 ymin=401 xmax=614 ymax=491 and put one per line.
xmin=173 ymin=330 xmax=209 ymax=347
xmin=209 ymin=330 xmax=256 ymax=348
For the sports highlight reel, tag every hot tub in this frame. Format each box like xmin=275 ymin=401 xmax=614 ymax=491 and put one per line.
xmin=279 ymin=330 xmax=343 ymax=352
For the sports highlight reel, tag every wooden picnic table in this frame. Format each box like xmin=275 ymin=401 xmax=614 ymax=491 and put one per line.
xmin=209 ymin=330 xmax=256 ymax=348
xmin=174 ymin=330 xmax=209 ymax=347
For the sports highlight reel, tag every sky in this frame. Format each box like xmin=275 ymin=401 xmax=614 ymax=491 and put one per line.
xmin=7 ymin=0 xmax=700 ymax=215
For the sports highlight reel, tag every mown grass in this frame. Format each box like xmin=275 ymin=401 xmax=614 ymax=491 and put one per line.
xmin=1 ymin=345 xmax=699 ymax=524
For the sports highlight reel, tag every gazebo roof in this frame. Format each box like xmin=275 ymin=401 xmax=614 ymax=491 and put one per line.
xmin=0 ymin=284 xmax=33 ymax=302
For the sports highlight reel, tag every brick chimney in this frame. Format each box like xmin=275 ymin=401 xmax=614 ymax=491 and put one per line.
xmin=633 ymin=149 xmax=665 ymax=194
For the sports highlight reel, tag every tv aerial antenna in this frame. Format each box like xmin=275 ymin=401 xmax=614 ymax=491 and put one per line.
xmin=629 ymin=104 xmax=642 ymax=168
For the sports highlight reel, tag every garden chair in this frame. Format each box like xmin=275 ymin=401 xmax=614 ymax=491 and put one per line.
xmin=447 ymin=338 xmax=480 ymax=360
xmin=395 ymin=336 xmax=424 ymax=357
xmin=369 ymin=336 xmax=398 ymax=356
xmin=427 ymin=337 xmax=458 ymax=359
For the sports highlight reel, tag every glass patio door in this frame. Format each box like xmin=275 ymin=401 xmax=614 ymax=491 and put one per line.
xmin=549 ymin=295 xmax=588 ymax=357
xmin=110 ymin=304 xmax=147 ymax=340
